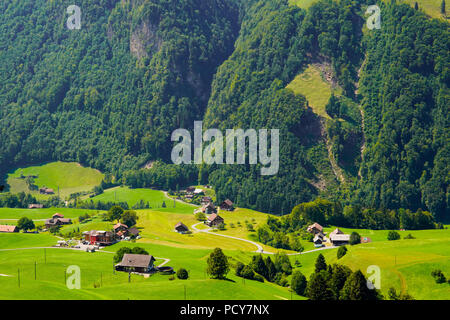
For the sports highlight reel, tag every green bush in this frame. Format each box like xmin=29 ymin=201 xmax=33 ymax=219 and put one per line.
xmin=177 ymin=268 xmax=189 ymax=280
xmin=431 ymin=269 xmax=446 ymax=284
xmin=387 ymin=231 xmax=401 ymax=241
xmin=349 ymin=232 xmax=361 ymax=245
xmin=337 ymin=246 xmax=347 ymax=259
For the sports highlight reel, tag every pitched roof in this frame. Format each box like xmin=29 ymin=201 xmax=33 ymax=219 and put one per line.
xmin=313 ymin=234 xmax=323 ymax=242
xmin=222 ymin=199 xmax=233 ymax=206
xmin=117 ymin=254 xmax=155 ymax=268
xmin=175 ymin=222 xmax=189 ymax=231
xmin=128 ymin=228 xmax=140 ymax=236
xmin=0 ymin=225 xmax=18 ymax=232
xmin=83 ymin=230 xmax=114 ymax=237
xmin=208 ymin=213 xmax=223 ymax=222
xmin=308 ymin=222 xmax=323 ymax=232
xmin=330 ymin=234 xmax=350 ymax=241
xmin=52 ymin=213 xmax=64 ymax=218
xmin=330 ymin=228 xmax=344 ymax=236
xmin=113 ymin=223 xmax=128 ymax=230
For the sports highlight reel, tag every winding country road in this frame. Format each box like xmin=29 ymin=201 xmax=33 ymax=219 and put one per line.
xmin=191 ymin=222 xmax=337 ymax=256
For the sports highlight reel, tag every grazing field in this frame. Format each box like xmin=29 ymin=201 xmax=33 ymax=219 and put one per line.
xmin=0 ymin=233 xmax=58 ymax=249
xmin=293 ymin=226 xmax=450 ymax=300
xmin=0 ymin=242 xmax=302 ymax=300
xmin=88 ymin=187 xmax=196 ymax=214
xmin=290 ymin=0 xmax=448 ymax=20
xmin=133 ymin=210 xmax=263 ymax=251
xmin=0 ymin=207 xmax=101 ymax=220
xmin=7 ymin=162 xmax=104 ymax=200
xmin=286 ymin=65 xmax=341 ymax=119
xmin=1 ymin=185 xmax=449 ymax=300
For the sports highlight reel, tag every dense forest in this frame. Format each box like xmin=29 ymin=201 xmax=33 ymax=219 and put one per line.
xmin=0 ymin=0 xmax=448 ymax=220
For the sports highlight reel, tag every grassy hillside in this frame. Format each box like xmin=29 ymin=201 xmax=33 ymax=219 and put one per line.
xmin=87 ymin=187 xmax=196 ymax=214
xmin=286 ymin=64 xmax=342 ymax=119
xmin=290 ymin=0 xmax=448 ymax=20
xmin=7 ymin=162 xmax=103 ymax=199
xmin=0 ymin=242 xmax=302 ymax=300
xmin=0 ymin=207 xmax=100 ymax=220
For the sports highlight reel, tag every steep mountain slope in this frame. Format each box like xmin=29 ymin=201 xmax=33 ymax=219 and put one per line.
xmin=0 ymin=0 xmax=448 ymax=220
xmin=0 ymin=0 xmax=239 ymax=174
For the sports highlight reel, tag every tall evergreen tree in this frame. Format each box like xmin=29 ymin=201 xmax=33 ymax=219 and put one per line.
xmin=291 ymin=270 xmax=307 ymax=296
xmin=315 ymin=254 xmax=327 ymax=273
xmin=265 ymin=257 xmax=277 ymax=282
xmin=306 ymin=270 xmax=334 ymax=300
xmin=441 ymin=0 xmax=446 ymax=14
xmin=340 ymin=270 xmax=378 ymax=300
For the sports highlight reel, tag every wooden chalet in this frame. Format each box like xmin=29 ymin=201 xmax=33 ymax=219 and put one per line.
xmin=45 ymin=217 xmax=72 ymax=229
xmin=28 ymin=204 xmax=43 ymax=209
xmin=52 ymin=213 xmax=64 ymax=219
xmin=202 ymin=202 xmax=217 ymax=214
xmin=307 ymin=222 xmax=323 ymax=235
xmin=0 ymin=225 xmax=19 ymax=233
xmin=206 ymin=213 xmax=224 ymax=228
xmin=115 ymin=254 xmax=156 ymax=274
xmin=220 ymin=199 xmax=234 ymax=211
xmin=329 ymin=233 xmax=350 ymax=246
xmin=201 ymin=196 xmax=212 ymax=205
xmin=128 ymin=227 xmax=140 ymax=238
xmin=174 ymin=222 xmax=189 ymax=234
xmin=39 ymin=187 xmax=54 ymax=195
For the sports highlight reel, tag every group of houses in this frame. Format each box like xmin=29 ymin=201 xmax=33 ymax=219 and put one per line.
xmin=45 ymin=213 xmax=72 ymax=229
xmin=307 ymin=222 xmax=351 ymax=247
xmin=83 ymin=223 xmax=141 ymax=246
xmin=195 ymin=197 xmax=234 ymax=228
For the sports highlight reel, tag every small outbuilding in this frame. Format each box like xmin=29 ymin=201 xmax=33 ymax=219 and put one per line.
xmin=307 ymin=222 xmax=323 ymax=235
xmin=0 ymin=225 xmax=19 ymax=233
xmin=220 ymin=199 xmax=234 ymax=211
xmin=206 ymin=213 xmax=224 ymax=228
xmin=174 ymin=222 xmax=189 ymax=234
xmin=202 ymin=202 xmax=217 ymax=214
xmin=28 ymin=204 xmax=43 ymax=209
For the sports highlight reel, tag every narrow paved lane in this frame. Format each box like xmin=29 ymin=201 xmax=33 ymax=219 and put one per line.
xmin=191 ymin=222 xmax=337 ymax=256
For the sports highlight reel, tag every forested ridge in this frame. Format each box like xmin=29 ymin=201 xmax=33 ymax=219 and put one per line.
xmin=0 ymin=0 xmax=448 ymax=220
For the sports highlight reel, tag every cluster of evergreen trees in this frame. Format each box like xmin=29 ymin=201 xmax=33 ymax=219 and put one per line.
xmin=304 ymin=254 xmax=383 ymax=300
xmin=0 ymin=192 xmax=37 ymax=208
xmin=235 ymin=253 xmax=293 ymax=287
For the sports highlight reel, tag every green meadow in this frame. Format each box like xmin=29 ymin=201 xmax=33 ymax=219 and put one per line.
xmin=0 ymin=242 xmax=302 ymax=300
xmin=88 ymin=187 xmax=196 ymax=214
xmin=0 ymin=207 xmax=100 ymax=220
xmin=1 ymin=161 xmax=449 ymax=300
xmin=7 ymin=162 xmax=104 ymax=200
xmin=289 ymin=0 xmax=448 ymax=20
xmin=286 ymin=64 xmax=341 ymax=119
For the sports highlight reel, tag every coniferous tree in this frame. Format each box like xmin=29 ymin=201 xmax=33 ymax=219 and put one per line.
xmin=291 ymin=270 xmax=307 ymax=296
xmin=265 ymin=256 xmax=277 ymax=282
xmin=315 ymin=254 xmax=327 ymax=273
xmin=306 ymin=270 xmax=334 ymax=300
xmin=340 ymin=270 xmax=379 ymax=300
xmin=441 ymin=0 xmax=446 ymax=14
